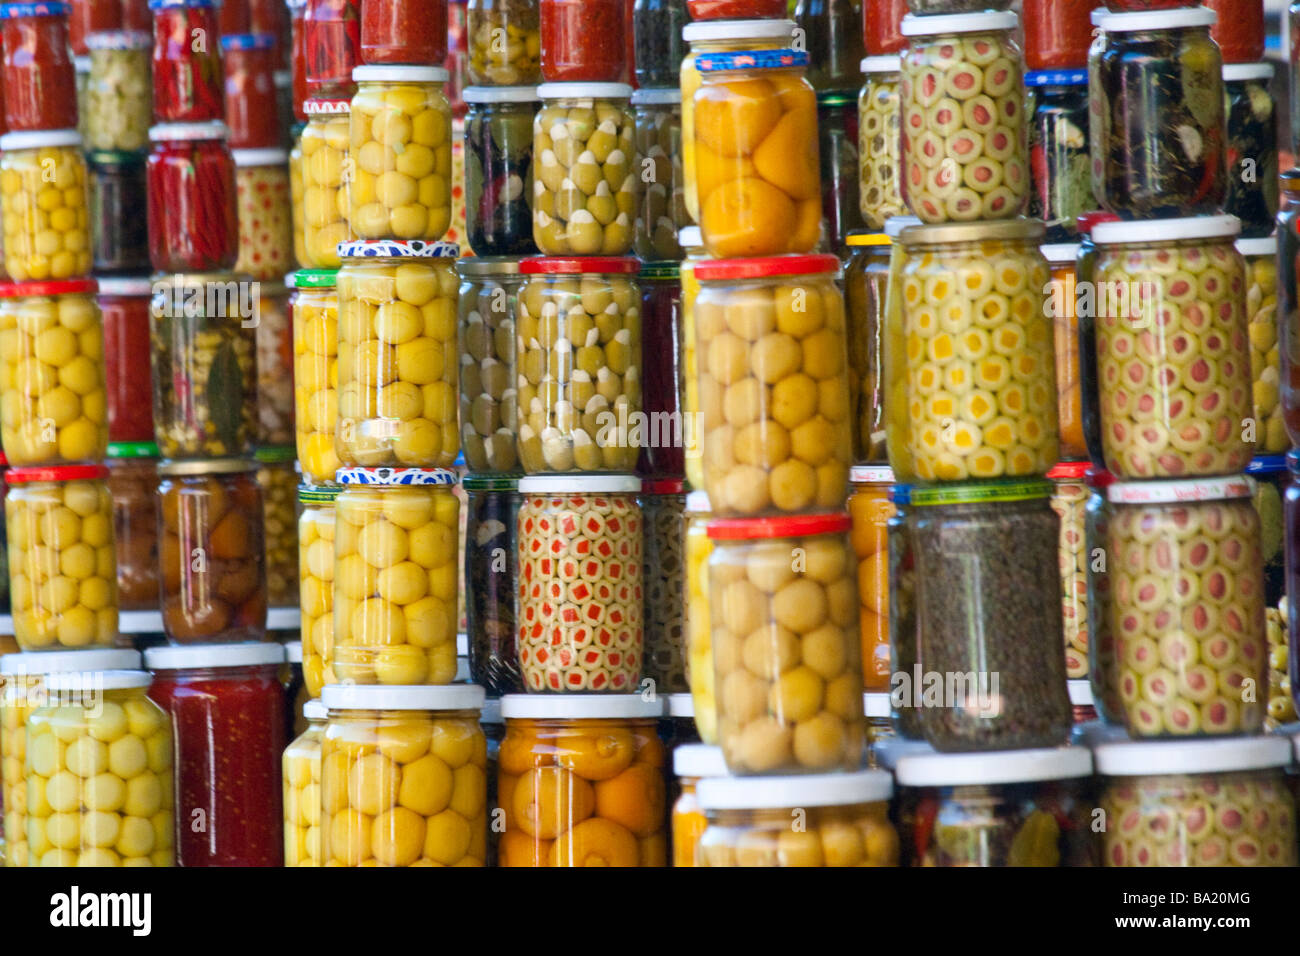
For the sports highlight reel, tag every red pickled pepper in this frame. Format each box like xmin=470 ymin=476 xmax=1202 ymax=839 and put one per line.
xmin=540 ymin=0 xmax=626 ymax=82
xmin=151 ymin=1 xmax=225 ymax=122
xmin=1021 ymin=0 xmax=1096 ymax=70
xmin=1204 ymin=0 xmax=1264 ymax=64
xmin=303 ymin=0 xmax=360 ymax=98
xmin=247 ymin=0 xmax=288 ymax=66
xmin=2 ymin=6 xmax=79 ymax=132
xmin=149 ymin=668 xmax=286 ymax=867
xmin=222 ymin=33 xmax=280 ymax=148
xmin=863 ymin=0 xmax=907 ymax=55
xmin=148 ymin=136 xmax=239 ymax=272
xmin=101 ymin=294 xmax=156 ymax=442
xmin=360 ymin=0 xmax=446 ymax=65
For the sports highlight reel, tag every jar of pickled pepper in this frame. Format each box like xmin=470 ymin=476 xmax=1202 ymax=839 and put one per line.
xmin=84 ymin=30 xmax=152 ymax=152
xmin=222 ymin=32 xmax=282 ymax=150
xmin=106 ymin=442 xmax=160 ymax=611
xmin=147 ymin=122 xmax=239 ymax=274
xmin=69 ymin=0 xmax=124 ymax=53
xmin=360 ymin=0 xmax=447 ymax=65
xmin=149 ymin=0 xmax=225 ymax=123
xmin=463 ymin=86 xmax=539 ymax=258
xmin=0 ymin=129 xmax=92 ymax=282
xmin=303 ymin=0 xmax=361 ymax=100
xmin=1 ymin=2 xmax=79 ymax=132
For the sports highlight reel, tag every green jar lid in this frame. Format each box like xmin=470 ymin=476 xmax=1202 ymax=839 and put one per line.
xmin=299 ymin=482 xmax=342 ymax=503
xmin=107 ymin=441 xmax=159 ymax=459
xmin=87 ymin=149 xmax=147 ymax=167
xmin=909 ymin=478 xmax=1052 ymax=507
xmin=816 ymin=90 xmax=856 ymax=109
xmin=254 ymin=445 xmax=297 ymax=465
xmin=638 ymin=260 xmax=681 ymax=280
xmin=463 ymin=474 xmax=520 ymax=491
xmin=294 ymin=268 xmax=338 ymax=288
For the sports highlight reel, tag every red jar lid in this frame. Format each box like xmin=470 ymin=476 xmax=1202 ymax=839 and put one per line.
xmin=642 ymin=477 xmax=686 ymax=495
xmin=6 ymin=464 xmax=110 ymax=484
xmin=707 ymin=512 xmax=851 ymax=540
xmin=694 ymin=254 xmax=840 ymax=281
xmin=1046 ymin=461 xmax=1090 ymax=480
xmin=519 ymin=256 xmax=641 ymax=275
xmin=0 ymin=278 xmax=98 ymax=298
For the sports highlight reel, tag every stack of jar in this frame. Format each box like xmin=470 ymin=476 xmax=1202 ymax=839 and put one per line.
xmin=1080 ymin=1 xmax=1273 ymax=753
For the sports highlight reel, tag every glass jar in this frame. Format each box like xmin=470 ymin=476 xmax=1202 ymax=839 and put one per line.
xmin=515 ymin=256 xmax=641 ymax=473
xmin=463 ymin=86 xmax=539 ymax=257
xmin=303 ymin=0 xmax=361 ymax=100
xmin=679 ymin=227 xmax=704 ymax=489
xmin=25 ymin=669 xmax=175 ymax=866
xmin=1281 ymin=173 xmax=1300 ymax=448
xmin=817 ymin=90 xmax=860 ymax=251
xmin=288 ymin=0 xmax=307 ymax=117
xmin=695 ymin=254 xmax=851 ymax=515
xmin=1238 ymin=236 xmax=1283 ymax=453
xmin=844 ymin=231 xmax=889 ymax=462
xmin=1082 ymin=466 xmax=1122 ymax=722
xmin=255 ymin=447 xmax=299 ymax=607
xmin=632 ymin=90 xmax=684 ymax=262
xmin=1248 ymin=454 xmax=1286 ymax=609
xmin=638 ymin=262 xmax=682 ymax=478
xmin=0 ymin=279 xmax=109 ymax=467
xmin=894 ymin=481 xmax=1073 ymax=751
xmin=1206 ymin=0 xmax=1264 ymax=64
xmin=321 ymin=683 xmax=488 ymax=866
xmin=680 ymin=19 xmax=795 ymax=225
xmin=1073 ymin=209 xmax=1120 ymax=469
xmin=0 ymin=2 xmax=78 ymax=132
xmin=1028 ymin=72 xmax=1094 ymax=243
xmin=252 ymin=280 xmax=294 ymax=446
xmin=221 ymin=33 xmax=280 ymax=149
xmin=633 ymin=0 xmax=686 ymax=89
xmin=298 ymin=483 xmax=338 ymax=698
xmin=300 ymin=98 xmax=354 ymax=268
xmin=292 ymin=268 xmax=340 ymax=484
xmin=886 ymin=486 xmax=919 ymax=738
xmin=848 ymin=465 xmax=894 ymax=693
xmin=88 ymin=151 xmax=150 ymax=274
xmin=334 ymin=240 xmax=460 ymax=469
xmin=468 ymin=0 xmax=541 ymax=86
xmin=145 ymin=642 xmax=286 ymax=866
xmin=539 ymin=0 xmax=625 ymax=83
xmin=498 ymin=694 xmax=666 ymax=866
xmin=157 ymin=459 xmax=267 ymax=644
xmin=641 ymin=479 xmax=686 ymax=694
xmin=516 ymin=476 xmax=643 ymax=692
xmin=1097 ymin=736 xmax=1296 ymax=866
xmin=887 ymin=220 xmax=1058 ymax=482
xmin=5 ymin=465 xmax=118 ymax=651
xmin=1043 ymin=242 xmax=1086 ymax=461
xmin=0 ymin=130 xmax=92 ymax=282
xmin=147 ymin=122 xmax=239 ymax=273
xmin=1090 ymin=8 xmax=1225 ymax=218
xmin=1048 ymin=462 xmax=1090 ymax=679
xmin=671 ymin=743 xmax=725 ymax=867
xmin=707 ymin=513 xmax=863 ymax=774
xmin=70 ymin=0 xmax=125 ymax=52
xmin=900 ymin=12 xmax=1027 ymax=223
xmin=1022 ymin=0 xmax=1095 ymax=71
xmin=0 ymin=648 xmax=143 ymax=868
xmin=464 ymin=475 xmax=521 ymax=694
xmin=360 ymin=0 xmax=447 ymax=65
xmin=84 ymin=30 xmax=152 ymax=152
xmin=1223 ymin=63 xmax=1277 ymax=240
xmin=798 ymin=0 xmax=864 ymax=92
xmin=150 ymin=272 xmax=258 ymax=458
xmin=857 ymin=56 xmax=904 ymax=232
xmin=149 ymin=0 xmax=224 ymax=122
xmin=348 ymin=65 xmax=453 ymax=242
xmin=892 ymin=745 xmax=1096 ymax=866
xmin=1090 ymin=216 xmax=1251 ymax=479
xmin=107 ymin=444 xmax=160 ymax=611
xmin=75 ymin=54 xmax=91 ymax=143
xmin=694 ymin=49 xmax=821 ymax=258
xmin=332 ymin=467 xmax=461 ymax=685
xmin=456 ymin=257 xmax=522 ymax=474
xmin=532 ymin=83 xmax=635 ymax=256
xmin=289 ymin=123 xmax=307 ymax=266
xmin=282 ymin=697 xmax=325 ymax=866
xmin=282 ymin=640 xmax=308 ymax=736
xmin=683 ymin=491 xmax=714 ymax=744
xmin=1103 ymin=476 xmax=1266 ymax=738
xmin=698 ymin=770 xmax=895 ymax=866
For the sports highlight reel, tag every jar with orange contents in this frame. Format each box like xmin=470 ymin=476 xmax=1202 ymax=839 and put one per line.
xmin=671 ymin=743 xmax=726 ymax=867
xmin=848 ymin=465 xmax=895 ymax=692
xmin=1043 ymin=242 xmax=1085 ymax=461
xmin=692 ymin=48 xmax=823 ymax=258
xmin=498 ymin=694 xmax=668 ymax=867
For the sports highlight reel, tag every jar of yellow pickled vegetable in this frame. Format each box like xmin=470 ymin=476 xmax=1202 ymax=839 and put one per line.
xmin=292 ymin=268 xmax=341 ymax=484
xmin=299 ymin=483 xmax=339 ymax=699
xmin=300 ymin=98 xmax=355 ymax=268
xmin=0 ymin=129 xmax=92 ymax=281
xmin=679 ymin=226 xmax=706 ymax=491
xmin=684 ymin=489 xmax=716 ymax=743
xmin=283 ymin=697 xmax=326 ymax=866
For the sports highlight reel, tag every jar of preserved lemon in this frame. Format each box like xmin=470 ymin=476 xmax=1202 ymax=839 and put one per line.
xmin=332 ymin=466 xmax=460 ymax=685
xmin=25 ymin=667 xmax=175 ymax=866
xmin=283 ymin=697 xmax=326 ymax=866
xmin=1 ymin=647 xmax=142 ymax=869
xmin=0 ymin=278 xmax=109 ymax=466
xmin=255 ymin=446 xmax=300 ymax=607
xmin=348 ymin=65 xmax=453 ymax=242
xmin=320 ymin=683 xmax=488 ymax=867
xmin=848 ymin=465 xmax=895 ymax=691
xmin=684 ymin=489 xmax=716 ymax=743
xmin=0 ymin=129 xmax=92 ymax=282
xmin=671 ymin=742 xmax=726 ymax=867
xmin=300 ymin=98 xmax=355 ymax=268
xmin=299 ymin=483 xmax=339 ymax=699
xmin=697 ymin=769 xmax=898 ymax=866
xmin=887 ymin=219 xmax=1058 ymax=482
xmin=292 ymin=268 xmax=341 ymax=484
xmin=693 ymin=49 xmax=822 ymax=258
xmin=5 ymin=465 xmax=118 ymax=652
xmin=498 ymin=693 xmax=667 ymax=866
xmin=335 ymin=239 xmax=460 ymax=468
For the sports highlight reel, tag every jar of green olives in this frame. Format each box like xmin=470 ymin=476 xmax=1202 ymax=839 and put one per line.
xmin=457 ymin=255 xmax=524 ymax=474
xmin=632 ymin=87 xmax=685 ymax=261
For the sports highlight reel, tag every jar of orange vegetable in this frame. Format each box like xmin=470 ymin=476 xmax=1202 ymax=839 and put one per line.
xmin=849 ymin=465 xmax=895 ymax=692
xmin=671 ymin=742 xmax=727 ymax=867
xmin=1043 ymin=243 xmax=1086 ymax=461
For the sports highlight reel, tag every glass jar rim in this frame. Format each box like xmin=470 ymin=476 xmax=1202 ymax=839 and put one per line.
xmin=901 ymin=219 xmax=1045 ymax=247
xmin=850 ymin=464 xmax=896 ymax=485
xmin=909 ymin=479 xmax=1052 ymax=506
xmin=707 ymin=512 xmax=852 ymax=540
xmin=517 ymin=475 xmax=641 ymax=494
xmin=537 ymin=81 xmax=634 ymax=100
xmin=233 ymin=147 xmax=289 ymax=167
xmin=1094 ymin=6 xmax=1215 ymax=32
xmin=895 ymin=746 xmax=1092 ymax=786
xmin=0 ymin=129 xmax=82 ymax=151
xmin=1096 ymin=736 xmax=1289 ymax=776
xmin=682 ymin=18 xmax=795 ymax=43
xmin=352 ymin=64 xmax=449 ymax=83
xmin=1091 ymin=214 xmax=1239 ymax=245
xmin=336 ymin=466 xmax=458 ymax=486
xmin=323 ymin=684 xmax=486 ymax=712
xmin=698 ymin=769 xmax=894 ymax=809
xmin=860 ymin=54 xmax=901 ymax=73
xmin=144 ymin=642 xmax=286 ymax=670
xmin=900 ymin=9 xmax=1018 ymax=36
xmin=500 ymin=693 xmax=663 ymax=720
xmin=0 ymin=277 xmax=98 ymax=299
xmin=463 ymin=85 xmax=540 ymax=103
xmin=98 ymin=276 xmax=155 ymax=297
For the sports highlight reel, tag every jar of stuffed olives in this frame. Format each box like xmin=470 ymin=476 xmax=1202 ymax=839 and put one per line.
xmin=857 ymin=55 xmax=904 ymax=232
xmin=463 ymin=86 xmax=539 ymax=257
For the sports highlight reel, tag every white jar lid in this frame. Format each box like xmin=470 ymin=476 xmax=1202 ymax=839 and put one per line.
xmin=537 ymin=82 xmax=634 ymax=100
xmin=895 ymin=746 xmax=1093 ymax=786
xmin=1096 ymin=6 xmax=1216 ymax=32
xmin=1223 ymin=61 xmax=1274 ymax=82
xmin=0 ymin=128 xmax=82 ymax=150
xmin=97 ymin=276 xmax=155 ymax=297
xmin=322 ymin=683 xmax=486 ymax=712
xmin=673 ymin=744 xmax=728 ymax=779
xmin=1040 ymin=243 xmax=1081 ymax=263
xmin=463 ymin=85 xmax=540 ymax=103
xmin=900 ymin=10 xmax=1018 ymax=36
xmin=517 ymin=475 xmax=642 ymax=494
xmin=884 ymin=214 xmax=922 ymax=240
xmin=303 ymin=699 xmax=327 ymax=722
xmin=682 ymin=18 xmax=795 ymax=43
xmin=698 ymin=769 xmax=893 ymax=810
xmin=1106 ymin=475 xmax=1253 ymax=505
xmin=149 ymin=121 xmax=230 ymax=142
xmin=666 ymin=693 xmax=693 ymax=717
xmin=145 ymin=642 xmax=286 ymax=670
xmin=500 ymin=693 xmax=664 ymax=720
xmin=863 ymin=692 xmax=891 ymax=718
xmin=352 ymin=65 xmax=449 ymax=83
xmin=1068 ymin=679 xmax=1093 ymax=707
xmin=684 ymin=490 xmax=710 ymax=513
xmin=1236 ymin=236 xmax=1277 ymax=257
xmin=1091 ymin=214 xmax=1240 ymax=245
xmin=1097 ymin=736 xmax=1290 ymax=776
xmin=1 ymin=649 xmax=141 ymax=675
xmin=631 ymin=87 xmax=681 ymax=106
xmin=860 ymin=55 xmax=901 ymax=73
xmin=233 ymin=147 xmax=288 ymax=167
xmin=44 ymin=669 xmax=153 ymax=692
xmin=285 ymin=641 xmax=302 ymax=664
xmin=850 ymin=465 xmax=895 ymax=484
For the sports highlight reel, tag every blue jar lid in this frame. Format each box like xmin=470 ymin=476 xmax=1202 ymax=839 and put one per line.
xmin=697 ymin=49 xmax=808 ymax=72
xmin=890 ymin=484 xmax=911 ymax=506
xmin=336 ymin=467 xmax=459 ymax=486
xmin=338 ymin=239 xmax=460 ymax=259
xmin=1288 ymin=449 xmax=1300 ymax=475
xmin=1249 ymin=453 xmax=1288 ymax=475
xmin=220 ymin=32 xmax=275 ymax=51
xmin=0 ymin=2 xmax=70 ymax=18
xmin=1025 ymin=69 xmax=1088 ymax=87
xmin=147 ymin=0 xmax=215 ymax=8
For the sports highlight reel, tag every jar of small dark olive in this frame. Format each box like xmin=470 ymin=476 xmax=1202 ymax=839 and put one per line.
xmin=88 ymin=150 xmax=150 ymax=273
xmin=795 ymin=0 xmax=864 ymax=92
xmin=843 ymin=230 xmax=889 ymax=463
xmin=464 ymin=474 xmax=522 ymax=695
xmin=464 ymin=86 xmax=539 ymax=257
xmin=632 ymin=0 xmax=688 ymax=89
xmin=1026 ymin=70 xmax=1094 ymax=243
xmin=890 ymin=480 xmax=1072 ymax=752
xmin=632 ymin=88 xmax=686 ymax=261
xmin=817 ymin=89 xmax=860 ymax=251
xmin=1222 ymin=62 xmax=1278 ymax=240
xmin=1279 ymin=173 xmax=1300 ymax=449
